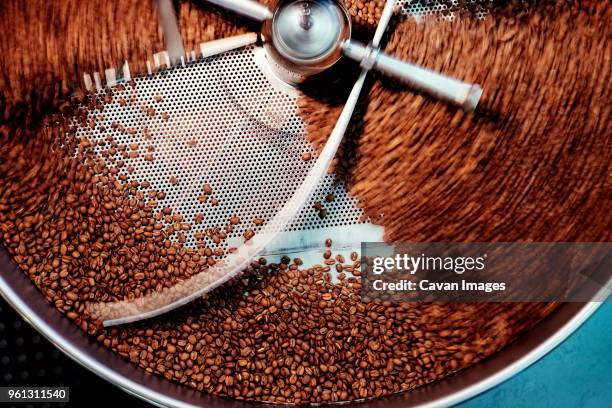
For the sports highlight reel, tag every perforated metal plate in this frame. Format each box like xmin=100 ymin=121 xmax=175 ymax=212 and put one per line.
xmin=77 ymin=45 xmax=369 ymax=252
xmin=400 ymin=0 xmax=489 ymax=19
xmin=77 ymin=27 xmax=395 ymax=324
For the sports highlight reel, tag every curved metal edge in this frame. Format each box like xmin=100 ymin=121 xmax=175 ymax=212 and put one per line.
xmin=0 ymin=272 xmax=192 ymax=408
xmin=421 ymin=300 xmax=604 ymax=408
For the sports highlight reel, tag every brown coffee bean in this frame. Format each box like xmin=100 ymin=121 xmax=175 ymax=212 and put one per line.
xmin=243 ymin=229 xmax=254 ymax=241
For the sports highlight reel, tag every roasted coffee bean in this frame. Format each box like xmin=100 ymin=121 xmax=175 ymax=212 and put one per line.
xmin=243 ymin=229 xmax=254 ymax=241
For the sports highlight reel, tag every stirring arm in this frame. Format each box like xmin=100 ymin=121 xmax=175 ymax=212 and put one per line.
xmin=342 ymin=40 xmax=482 ymax=110
xmin=204 ymin=0 xmax=273 ymax=21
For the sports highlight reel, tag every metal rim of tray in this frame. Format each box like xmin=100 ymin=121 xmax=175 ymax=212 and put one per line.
xmin=0 ymin=248 xmax=605 ymax=407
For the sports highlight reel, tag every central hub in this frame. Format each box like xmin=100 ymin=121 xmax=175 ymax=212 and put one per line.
xmin=274 ymin=0 xmax=341 ymax=61
xmin=262 ymin=0 xmax=351 ymax=83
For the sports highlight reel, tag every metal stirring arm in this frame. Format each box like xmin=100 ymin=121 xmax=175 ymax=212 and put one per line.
xmin=342 ymin=40 xmax=483 ymax=110
xmin=204 ymin=0 xmax=273 ymax=21
xmin=201 ymin=0 xmax=482 ymax=110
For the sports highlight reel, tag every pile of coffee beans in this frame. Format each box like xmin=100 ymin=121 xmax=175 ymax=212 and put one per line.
xmin=0 ymin=86 xmax=557 ymax=404
xmin=343 ymin=0 xmax=386 ymax=27
xmin=104 ymin=260 xmax=554 ymax=403
xmin=1 ymin=0 xmax=609 ymax=404
xmin=0 ymin=116 xmax=207 ymax=306
xmin=178 ymin=1 xmax=251 ymax=54
xmin=0 ymin=123 xmax=556 ymax=400
xmin=0 ymin=0 xmax=164 ymax=122
xmin=300 ymin=0 xmax=611 ymax=243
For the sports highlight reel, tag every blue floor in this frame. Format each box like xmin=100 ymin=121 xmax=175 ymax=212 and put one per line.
xmin=458 ymin=302 xmax=612 ymax=408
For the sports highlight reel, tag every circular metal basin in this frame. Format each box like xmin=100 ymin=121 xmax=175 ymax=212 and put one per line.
xmin=0 ymin=247 xmax=604 ymax=407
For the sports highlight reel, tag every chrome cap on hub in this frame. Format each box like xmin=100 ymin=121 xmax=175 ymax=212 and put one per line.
xmin=262 ymin=0 xmax=351 ymax=83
